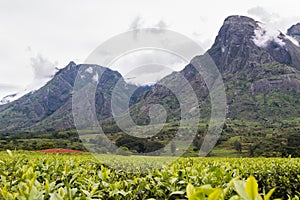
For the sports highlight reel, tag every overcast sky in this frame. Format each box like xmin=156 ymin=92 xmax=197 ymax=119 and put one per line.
xmin=1 ymin=0 xmax=300 ymax=97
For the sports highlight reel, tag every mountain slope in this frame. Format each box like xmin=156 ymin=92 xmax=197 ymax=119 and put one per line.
xmin=131 ymin=16 xmax=300 ymax=122
xmin=288 ymin=23 xmax=300 ymax=43
xmin=0 ymin=62 xmax=144 ymax=132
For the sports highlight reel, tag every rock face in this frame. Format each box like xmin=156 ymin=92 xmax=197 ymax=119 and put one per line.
xmin=286 ymin=23 xmax=300 ymax=67
xmin=208 ymin=16 xmax=300 ymax=73
xmin=208 ymin=16 xmax=263 ymax=73
xmin=133 ymin=15 xmax=300 ymax=121
xmin=288 ymin=23 xmax=300 ymax=37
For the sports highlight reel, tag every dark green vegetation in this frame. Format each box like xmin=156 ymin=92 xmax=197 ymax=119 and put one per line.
xmin=0 ymin=130 xmax=84 ymax=151
xmin=0 ymin=151 xmax=299 ymax=199
xmin=212 ymin=118 xmax=300 ymax=157
xmin=1 ymin=118 xmax=300 ymax=158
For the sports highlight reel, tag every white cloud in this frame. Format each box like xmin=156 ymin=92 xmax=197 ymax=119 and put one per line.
xmin=1 ymin=0 xmax=300 ymax=97
xmin=0 ymin=54 xmax=58 ymax=104
xmin=248 ymin=7 xmax=300 ymax=48
xmin=155 ymin=20 xmax=168 ymax=29
xmin=0 ymin=52 xmax=58 ymax=100
xmin=247 ymin=6 xmax=300 ymax=34
xmin=24 ymin=54 xmax=58 ymax=96
xmin=248 ymin=6 xmax=279 ymax=24
xmin=0 ymin=83 xmax=20 ymax=100
xmin=110 ymin=49 xmax=187 ymax=86
xmin=253 ymin=23 xmax=285 ymax=48
xmin=128 ymin=16 xmax=170 ymax=36
xmin=0 ymin=83 xmax=19 ymax=91
xmin=129 ymin=15 xmax=144 ymax=30
xmin=30 ymin=54 xmax=57 ymax=80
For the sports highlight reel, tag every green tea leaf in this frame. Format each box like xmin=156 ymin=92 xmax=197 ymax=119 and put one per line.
xmin=6 ymin=150 xmax=13 ymax=158
xmin=264 ymin=188 xmax=276 ymax=200
xmin=208 ymin=188 xmax=222 ymax=200
xmin=246 ymin=176 xmax=258 ymax=200
xmin=199 ymin=185 xmax=215 ymax=195
xmin=187 ymin=183 xmax=196 ymax=198
xmin=234 ymin=180 xmax=249 ymax=200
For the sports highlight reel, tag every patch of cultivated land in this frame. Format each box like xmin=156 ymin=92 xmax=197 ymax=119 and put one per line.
xmin=0 ymin=151 xmax=299 ymax=199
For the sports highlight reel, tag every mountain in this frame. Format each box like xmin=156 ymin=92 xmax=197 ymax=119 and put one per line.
xmin=132 ymin=16 xmax=300 ymax=122
xmin=0 ymin=15 xmax=299 ymax=156
xmin=0 ymin=61 xmax=146 ymax=132
xmin=1 ymin=15 xmax=300 ymax=133
xmin=287 ymin=23 xmax=300 ymax=43
xmin=0 ymin=93 xmax=17 ymax=105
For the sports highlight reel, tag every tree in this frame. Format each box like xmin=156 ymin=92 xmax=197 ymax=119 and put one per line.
xmin=116 ymin=146 xmax=132 ymax=156
xmin=234 ymin=140 xmax=242 ymax=152
xmin=32 ymin=141 xmax=37 ymax=150
xmin=193 ymin=134 xmax=204 ymax=151
xmin=170 ymin=141 xmax=176 ymax=156
xmin=248 ymin=144 xmax=254 ymax=157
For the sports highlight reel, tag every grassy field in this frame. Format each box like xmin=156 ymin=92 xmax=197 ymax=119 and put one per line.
xmin=0 ymin=151 xmax=299 ymax=199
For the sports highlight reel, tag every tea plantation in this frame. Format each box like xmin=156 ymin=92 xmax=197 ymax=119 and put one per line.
xmin=0 ymin=151 xmax=299 ymax=199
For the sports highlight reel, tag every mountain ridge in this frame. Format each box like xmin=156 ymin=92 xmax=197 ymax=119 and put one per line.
xmin=130 ymin=15 xmax=300 ymax=123
xmin=0 ymin=15 xmax=299 ymax=132
xmin=0 ymin=61 xmax=144 ymax=131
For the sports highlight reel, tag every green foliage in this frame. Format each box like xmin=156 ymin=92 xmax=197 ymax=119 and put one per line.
xmin=233 ymin=140 xmax=242 ymax=152
xmin=115 ymin=135 xmax=164 ymax=154
xmin=116 ymin=146 xmax=132 ymax=156
xmin=186 ymin=176 xmax=278 ymax=200
xmin=0 ymin=151 xmax=299 ymax=199
xmin=210 ymin=118 xmax=300 ymax=158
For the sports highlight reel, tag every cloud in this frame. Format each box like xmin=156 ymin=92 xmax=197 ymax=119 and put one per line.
xmin=252 ymin=24 xmax=285 ymax=48
xmin=129 ymin=16 xmax=169 ymax=31
xmin=247 ymin=6 xmax=300 ymax=33
xmin=148 ymin=19 xmax=170 ymax=34
xmin=247 ymin=6 xmax=299 ymax=48
xmin=248 ymin=7 xmax=279 ymax=24
xmin=124 ymin=64 xmax=174 ymax=86
xmin=0 ymin=53 xmax=59 ymax=102
xmin=154 ymin=20 xmax=168 ymax=29
xmin=192 ymin=32 xmax=213 ymax=50
xmin=0 ymin=83 xmax=20 ymax=100
xmin=27 ymin=53 xmax=59 ymax=94
xmin=30 ymin=54 xmax=57 ymax=80
xmin=129 ymin=15 xmax=144 ymax=30
xmin=110 ymin=49 xmax=187 ymax=86
xmin=0 ymin=83 xmax=19 ymax=90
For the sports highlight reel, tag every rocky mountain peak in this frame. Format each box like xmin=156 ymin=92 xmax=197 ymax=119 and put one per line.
xmin=65 ymin=61 xmax=77 ymax=70
xmin=219 ymin=15 xmax=258 ymax=46
xmin=206 ymin=15 xmax=300 ymax=73
xmin=223 ymin=15 xmax=257 ymax=25
xmin=287 ymin=23 xmax=300 ymax=47
xmin=207 ymin=15 xmax=261 ymax=73
xmin=287 ymin=23 xmax=300 ymax=37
